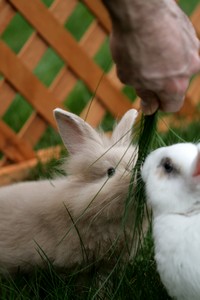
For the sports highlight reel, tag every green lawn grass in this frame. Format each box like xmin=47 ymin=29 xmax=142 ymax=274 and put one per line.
xmin=0 ymin=0 xmax=200 ymax=299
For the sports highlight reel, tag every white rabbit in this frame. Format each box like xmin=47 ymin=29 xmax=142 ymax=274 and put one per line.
xmin=0 ymin=108 xmax=138 ymax=274
xmin=142 ymin=143 xmax=200 ymax=300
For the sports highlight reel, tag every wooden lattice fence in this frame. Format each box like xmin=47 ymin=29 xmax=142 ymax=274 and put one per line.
xmin=0 ymin=0 xmax=200 ymax=185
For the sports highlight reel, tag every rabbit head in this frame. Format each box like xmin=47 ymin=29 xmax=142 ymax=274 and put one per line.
xmin=142 ymin=143 xmax=200 ymax=217
xmin=53 ymin=108 xmax=138 ymax=217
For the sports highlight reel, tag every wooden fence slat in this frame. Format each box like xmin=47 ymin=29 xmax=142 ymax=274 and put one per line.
xmin=0 ymin=120 xmax=35 ymax=162
xmin=108 ymin=66 xmax=124 ymax=89
xmin=80 ymin=98 xmax=106 ymax=127
xmin=51 ymin=20 xmax=107 ymax=101
xmin=188 ymin=75 xmax=200 ymax=103
xmin=81 ymin=0 xmax=111 ymax=32
xmin=50 ymin=67 xmax=77 ymax=102
xmin=0 ymin=36 xmax=47 ymax=118
xmin=0 ymin=0 xmax=109 ymax=156
xmin=0 ymin=0 xmax=78 ymax=153
xmin=80 ymin=21 xmax=106 ymax=56
xmin=0 ymin=79 xmax=16 ymax=116
xmin=9 ymin=0 xmax=132 ymax=117
xmin=176 ymin=0 xmax=200 ymax=121
xmin=0 ymin=0 xmax=122 ymax=160
xmin=20 ymin=32 xmax=48 ymax=69
xmin=0 ymin=146 xmax=62 ymax=186
xmin=0 ymin=157 xmax=7 ymax=168
xmin=18 ymin=112 xmax=48 ymax=146
xmin=0 ymin=0 xmax=128 ymax=163
xmin=50 ymin=29 xmax=106 ymax=104
xmin=50 ymin=0 xmax=77 ymax=23
xmin=50 ymin=22 xmax=105 ymax=98
xmin=0 ymin=41 xmax=61 ymax=128
xmin=0 ymin=0 xmax=77 ymax=118
xmin=184 ymin=75 xmax=200 ymax=108
xmin=191 ymin=4 xmax=200 ymax=38
xmin=0 ymin=0 xmax=15 ymax=34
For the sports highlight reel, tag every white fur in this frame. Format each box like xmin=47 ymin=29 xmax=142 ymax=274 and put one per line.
xmin=0 ymin=108 xmax=138 ymax=274
xmin=142 ymin=143 xmax=200 ymax=300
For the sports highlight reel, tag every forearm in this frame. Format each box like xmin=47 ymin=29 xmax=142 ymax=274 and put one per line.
xmin=102 ymin=0 xmax=164 ymax=30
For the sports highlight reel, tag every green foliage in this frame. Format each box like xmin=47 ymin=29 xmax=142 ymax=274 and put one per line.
xmin=34 ymin=126 xmax=63 ymax=151
xmin=179 ymin=0 xmax=199 ymax=15
xmin=1 ymin=13 xmax=33 ymax=54
xmin=94 ymin=38 xmax=113 ymax=73
xmin=122 ymin=86 xmax=137 ymax=102
xmin=100 ymin=112 xmax=115 ymax=132
xmin=34 ymin=48 xmax=64 ymax=87
xmin=41 ymin=0 xmax=54 ymax=8
xmin=160 ymin=119 xmax=200 ymax=146
xmin=0 ymin=232 xmax=170 ymax=300
xmin=65 ymin=81 xmax=92 ymax=115
xmin=65 ymin=3 xmax=94 ymax=41
xmin=26 ymin=152 xmax=66 ymax=181
xmin=2 ymin=95 xmax=33 ymax=133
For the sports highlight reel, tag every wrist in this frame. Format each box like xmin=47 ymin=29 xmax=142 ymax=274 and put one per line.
xmin=102 ymin=0 xmax=165 ymax=31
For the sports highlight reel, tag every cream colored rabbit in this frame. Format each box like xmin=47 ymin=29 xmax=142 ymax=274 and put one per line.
xmin=0 ymin=108 xmax=138 ymax=274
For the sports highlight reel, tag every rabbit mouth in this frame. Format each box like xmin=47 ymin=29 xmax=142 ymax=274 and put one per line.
xmin=125 ymin=167 xmax=132 ymax=173
xmin=174 ymin=210 xmax=200 ymax=217
xmin=173 ymin=204 xmax=200 ymax=217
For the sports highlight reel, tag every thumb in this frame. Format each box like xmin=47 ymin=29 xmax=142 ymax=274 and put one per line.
xmin=136 ymin=89 xmax=159 ymax=115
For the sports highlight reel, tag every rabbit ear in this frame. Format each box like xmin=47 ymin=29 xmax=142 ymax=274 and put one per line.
xmin=54 ymin=108 xmax=103 ymax=154
xmin=111 ymin=109 xmax=138 ymax=146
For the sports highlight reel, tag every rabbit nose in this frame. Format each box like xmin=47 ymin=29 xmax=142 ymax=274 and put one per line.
xmin=126 ymin=168 xmax=131 ymax=173
xmin=192 ymin=149 xmax=200 ymax=177
xmin=124 ymin=164 xmax=131 ymax=172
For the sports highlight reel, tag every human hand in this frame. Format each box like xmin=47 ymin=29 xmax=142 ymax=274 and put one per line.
xmin=108 ymin=0 xmax=200 ymax=114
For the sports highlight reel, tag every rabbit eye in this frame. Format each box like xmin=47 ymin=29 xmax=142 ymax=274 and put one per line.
xmin=107 ymin=167 xmax=115 ymax=178
xmin=161 ymin=158 xmax=174 ymax=174
xmin=163 ymin=162 xmax=174 ymax=173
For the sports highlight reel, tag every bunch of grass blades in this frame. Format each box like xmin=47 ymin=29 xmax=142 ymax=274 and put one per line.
xmin=102 ymin=111 xmax=171 ymax=300
xmin=89 ymin=112 xmax=169 ymax=300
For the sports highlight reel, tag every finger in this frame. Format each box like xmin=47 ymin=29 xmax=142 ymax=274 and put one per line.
xmin=140 ymin=99 xmax=159 ymax=115
xmin=158 ymin=93 xmax=185 ymax=113
xmin=136 ymin=89 xmax=159 ymax=115
xmin=153 ymin=76 xmax=189 ymax=112
xmin=188 ymin=51 xmax=200 ymax=75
